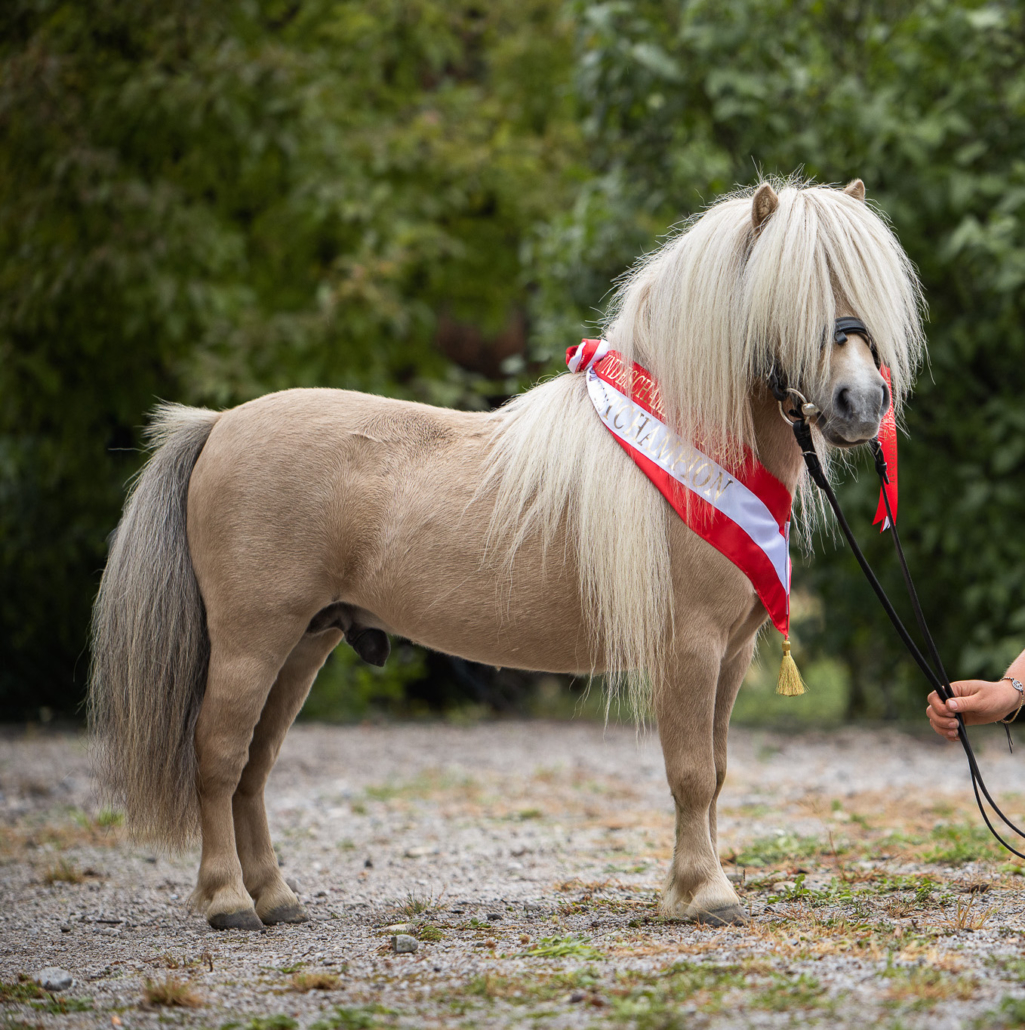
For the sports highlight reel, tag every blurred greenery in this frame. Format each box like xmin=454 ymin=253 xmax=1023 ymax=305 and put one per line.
xmin=2 ymin=0 xmax=1024 ymax=723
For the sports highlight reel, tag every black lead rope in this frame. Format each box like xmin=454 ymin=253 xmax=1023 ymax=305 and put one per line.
xmin=790 ymin=415 xmax=1025 ymax=861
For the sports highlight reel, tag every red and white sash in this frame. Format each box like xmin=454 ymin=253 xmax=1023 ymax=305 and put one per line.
xmin=567 ymin=339 xmax=794 ymax=636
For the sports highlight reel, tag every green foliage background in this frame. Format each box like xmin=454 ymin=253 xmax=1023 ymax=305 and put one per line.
xmin=2 ymin=0 xmax=1023 ymax=721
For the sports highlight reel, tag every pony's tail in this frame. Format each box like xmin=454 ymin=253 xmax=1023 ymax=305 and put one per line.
xmin=88 ymin=403 xmax=220 ymax=849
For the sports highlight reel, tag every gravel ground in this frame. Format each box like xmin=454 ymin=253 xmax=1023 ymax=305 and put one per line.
xmin=2 ymin=720 xmax=1025 ymax=1029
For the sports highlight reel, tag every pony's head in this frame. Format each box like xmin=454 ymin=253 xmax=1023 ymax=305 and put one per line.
xmin=606 ymin=177 xmax=925 ymax=465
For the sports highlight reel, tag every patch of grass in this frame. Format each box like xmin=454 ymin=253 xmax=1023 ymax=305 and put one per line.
xmin=143 ymin=976 xmax=202 ymax=1008
xmin=923 ymin=822 xmax=1004 ymax=865
xmin=516 ymin=808 xmax=543 ymax=820
xmin=399 ymin=890 xmax=438 ymax=919
xmin=749 ymin=973 xmax=827 ymax=1011
xmin=289 ymin=971 xmax=341 ymax=992
xmin=989 ymin=957 xmax=1025 ymax=981
xmin=0 ymin=979 xmax=46 ymax=1002
xmin=732 ymin=831 xmax=830 ymax=868
xmin=605 ymin=961 xmax=750 ymax=1021
xmin=41 ymin=858 xmax=84 ymax=884
xmin=30 ymin=996 xmax=93 ymax=1015
xmin=310 ymin=1005 xmax=395 ymax=1030
xmin=520 ymin=935 xmax=604 ymax=960
xmin=974 ymin=995 xmax=1025 ymax=1028
xmin=418 ymin=924 xmax=443 ymax=942
xmin=942 ymin=896 xmax=996 ymax=932
xmin=223 ymin=1017 xmax=299 ymax=1030
xmin=95 ymin=808 xmax=124 ymax=828
xmin=460 ymin=970 xmax=600 ymax=1006
xmin=884 ymin=967 xmax=978 ymax=1004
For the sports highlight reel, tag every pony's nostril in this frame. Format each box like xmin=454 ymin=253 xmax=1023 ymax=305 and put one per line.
xmin=879 ymin=380 xmax=891 ymax=416
xmin=834 ymin=386 xmax=853 ymax=418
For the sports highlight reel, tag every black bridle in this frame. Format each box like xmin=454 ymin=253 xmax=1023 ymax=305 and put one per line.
xmin=779 ymin=318 xmax=1025 ymax=860
xmin=768 ymin=316 xmax=879 ymax=410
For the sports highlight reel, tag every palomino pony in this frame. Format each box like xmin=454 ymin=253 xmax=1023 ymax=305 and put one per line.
xmin=90 ymin=179 xmax=924 ymax=929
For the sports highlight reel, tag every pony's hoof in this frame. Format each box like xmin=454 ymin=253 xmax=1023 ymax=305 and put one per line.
xmin=260 ymin=903 xmax=310 ymax=925
xmin=208 ymin=908 xmax=264 ymax=931
xmin=691 ymin=903 xmax=748 ymax=926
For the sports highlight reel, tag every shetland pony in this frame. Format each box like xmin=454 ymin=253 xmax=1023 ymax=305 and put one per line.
xmin=90 ymin=180 xmax=924 ymax=928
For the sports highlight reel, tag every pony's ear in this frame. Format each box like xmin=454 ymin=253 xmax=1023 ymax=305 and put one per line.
xmin=844 ymin=179 xmax=866 ymax=202
xmin=751 ymin=183 xmax=779 ymax=231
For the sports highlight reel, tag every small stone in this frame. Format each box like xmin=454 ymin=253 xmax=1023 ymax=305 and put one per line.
xmin=486 ymin=913 xmax=502 ymax=921
xmin=391 ymin=934 xmax=418 ymax=954
xmin=315 ymin=889 xmax=328 ymax=898
xmin=364 ymin=858 xmax=373 ymax=869
xmin=285 ymin=877 xmax=302 ymax=893
xmin=523 ymin=901 xmax=543 ymax=913
xmin=569 ymin=991 xmax=586 ymax=1003
xmin=384 ymin=923 xmax=413 ymax=932
xmin=60 ymin=924 xmax=71 ymax=933
xmin=404 ymin=846 xmax=432 ymax=858
xmin=35 ymin=967 xmax=73 ymax=991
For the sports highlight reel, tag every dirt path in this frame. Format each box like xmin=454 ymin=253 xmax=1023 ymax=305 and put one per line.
xmin=2 ymin=722 xmax=1024 ymax=1029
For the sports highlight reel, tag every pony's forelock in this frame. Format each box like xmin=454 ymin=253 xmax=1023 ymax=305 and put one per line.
xmin=605 ymin=176 xmax=926 ymax=465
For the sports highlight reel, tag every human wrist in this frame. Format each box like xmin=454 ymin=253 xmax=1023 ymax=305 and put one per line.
xmin=999 ymin=676 xmax=1025 ymax=723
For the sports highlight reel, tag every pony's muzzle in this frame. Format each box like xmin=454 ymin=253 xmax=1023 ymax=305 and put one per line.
xmin=823 ymin=378 xmax=889 ymax=445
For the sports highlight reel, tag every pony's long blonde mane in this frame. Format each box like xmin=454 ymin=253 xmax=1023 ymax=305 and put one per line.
xmin=483 ymin=179 xmax=925 ymax=711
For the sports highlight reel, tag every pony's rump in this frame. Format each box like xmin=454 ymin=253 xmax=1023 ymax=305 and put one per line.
xmin=89 ymin=403 xmax=220 ymax=848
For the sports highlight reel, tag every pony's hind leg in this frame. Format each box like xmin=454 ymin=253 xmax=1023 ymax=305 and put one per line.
xmin=232 ymin=627 xmax=343 ymax=925
xmin=656 ymin=639 xmax=746 ymax=926
xmin=190 ymin=618 xmax=306 ymax=930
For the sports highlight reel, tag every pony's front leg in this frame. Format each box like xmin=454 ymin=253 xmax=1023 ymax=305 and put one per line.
xmin=708 ymin=637 xmax=758 ymax=860
xmin=656 ymin=643 xmax=745 ymax=925
xmin=233 ymin=629 xmax=343 ymax=925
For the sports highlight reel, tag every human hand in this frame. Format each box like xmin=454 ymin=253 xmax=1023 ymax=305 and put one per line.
xmin=926 ymin=679 xmax=1023 ymax=741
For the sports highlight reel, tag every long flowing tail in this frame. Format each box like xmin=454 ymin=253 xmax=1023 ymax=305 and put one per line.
xmin=88 ymin=403 xmax=220 ymax=848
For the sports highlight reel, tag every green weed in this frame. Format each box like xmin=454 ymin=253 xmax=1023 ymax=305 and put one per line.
xmin=95 ymin=808 xmax=124 ymax=828
xmin=31 ymin=995 xmax=93 ymax=1014
xmin=41 ymin=858 xmax=83 ymax=885
xmin=520 ymin=935 xmax=603 ymax=960
xmin=750 ymin=973 xmax=827 ymax=1011
xmin=733 ymin=831 xmax=829 ymax=867
xmin=974 ymin=995 xmax=1025 ymax=1028
xmin=222 ymin=1016 xmax=298 ymax=1030
xmin=923 ymin=822 xmax=1004 ymax=865
xmin=0 ymin=980 xmax=45 ymax=1003
xmin=462 ymin=970 xmax=598 ymax=1005
xmin=310 ymin=1005 xmax=395 ymax=1030
xmin=400 ymin=890 xmax=438 ymax=918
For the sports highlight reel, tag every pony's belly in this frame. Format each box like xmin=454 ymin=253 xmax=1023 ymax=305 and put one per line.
xmin=345 ymin=571 xmax=601 ymax=676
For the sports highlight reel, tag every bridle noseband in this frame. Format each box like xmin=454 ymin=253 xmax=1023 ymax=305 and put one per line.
xmin=768 ymin=316 xmax=877 ymax=421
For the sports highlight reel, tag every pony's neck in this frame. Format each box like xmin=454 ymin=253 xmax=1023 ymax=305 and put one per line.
xmin=750 ymin=384 xmax=804 ymax=495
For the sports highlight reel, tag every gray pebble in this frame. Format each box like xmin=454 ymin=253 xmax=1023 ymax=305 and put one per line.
xmin=34 ymin=967 xmax=73 ymax=991
xmin=391 ymin=934 xmax=418 ymax=954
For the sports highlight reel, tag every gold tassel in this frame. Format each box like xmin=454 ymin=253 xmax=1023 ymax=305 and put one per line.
xmin=776 ymin=636 xmax=805 ymax=696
